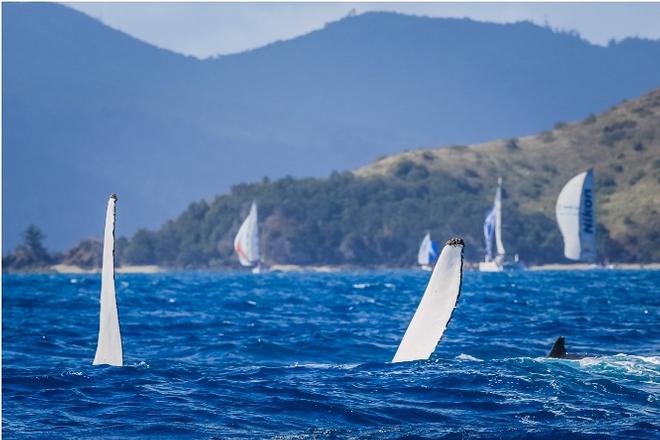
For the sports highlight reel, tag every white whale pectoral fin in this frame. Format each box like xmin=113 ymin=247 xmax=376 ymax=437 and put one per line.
xmin=93 ymin=194 xmax=123 ymax=367
xmin=393 ymin=238 xmax=464 ymax=364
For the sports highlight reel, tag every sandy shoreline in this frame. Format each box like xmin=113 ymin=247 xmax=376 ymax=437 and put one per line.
xmin=6 ymin=262 xmax=655 ymax=274
xmin=49 ymin=264 xmax=164 ymax=274
xmin=268 ymin=264 xmax=341 ymax=273
xmin=527 ymin=263 xmax=660 ymax=271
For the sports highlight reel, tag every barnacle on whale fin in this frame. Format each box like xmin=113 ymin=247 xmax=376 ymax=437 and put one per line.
xmin=446 ymin=238 xmax=464 ymax=247
xmin=109 ymin=193 xmax=118 ymax=201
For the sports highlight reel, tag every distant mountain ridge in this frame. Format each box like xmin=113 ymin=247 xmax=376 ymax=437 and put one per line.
xmin=4 ymin=3 xmax=660 ymax=251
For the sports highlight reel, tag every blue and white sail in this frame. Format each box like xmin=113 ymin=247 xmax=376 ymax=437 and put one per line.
xmin=483 ymin=208 xmax=496 ymax=262
xmin=234 ymin=201 xmax=260 ymax=268
xmin=483 ymin=177 xmax=505 ymax=262
xmin=93 ymin=194 xmax=123 ymax=367
xmin=556 ymin=169 xmax=596 ymax=262
xmin=417 ymin=233 xmax=439 ymax=267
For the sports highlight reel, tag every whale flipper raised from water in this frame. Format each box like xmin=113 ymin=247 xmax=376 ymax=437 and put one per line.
xmin=392 ymin=238 xmax=464 ymax=363
xmin=93 ymin=194 xmax=123 ymax=367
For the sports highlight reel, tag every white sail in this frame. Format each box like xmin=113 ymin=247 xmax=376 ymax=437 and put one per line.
xmin=494 ymin=177 xmax=505 ymax=256
xmin=556 ymin=169 xmax=596 ymax=262
xmin=93 ymin=194 xmax=123 ymax=366
xmin=393 ymin=239 xmax=464 ymax=363
xmin=417 ymin=233 xmax=433 ymax=266
xmin=234 ymin=201 xmax=259 ymax=267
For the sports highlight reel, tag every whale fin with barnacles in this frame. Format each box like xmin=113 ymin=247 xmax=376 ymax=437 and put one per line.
xmin=393 ymin=238 xmax=464 ymax=363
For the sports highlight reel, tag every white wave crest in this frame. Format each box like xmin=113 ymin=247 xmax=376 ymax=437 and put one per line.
xmin=129 ymin=361 xmax=151 ymax=369
xmin=455 ymin=353 xmax=484 ymax=362
xmin=578 ymin=354 xmax=660 ymax=380
xmin=61 ymin=370 xmax=85 ymax=377
xmin=289 ymin=362 xmax=358 ymax=370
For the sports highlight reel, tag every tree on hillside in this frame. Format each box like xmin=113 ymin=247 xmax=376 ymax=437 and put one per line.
xmin=123 ymin=229 xmax=157 ymax=265
xmin=3 ymin=225 xmax=54 ymax=271
xmin=60 ymin=238 xmax=102 ymax=269
xmin=23 ymin=225 xmax=49 ymax=260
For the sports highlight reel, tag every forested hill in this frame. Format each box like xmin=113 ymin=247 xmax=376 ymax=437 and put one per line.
xmin=5 ymin=3 xmax=660 ymax=252
xmin=109 ymin=88 xmax=660 ymax=268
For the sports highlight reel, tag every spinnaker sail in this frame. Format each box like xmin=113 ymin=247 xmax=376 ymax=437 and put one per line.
xmin=556 ymin=169 xmax=596 ymax=262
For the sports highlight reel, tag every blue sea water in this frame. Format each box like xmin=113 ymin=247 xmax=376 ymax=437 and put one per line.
xmin=3 ymin=270 xmax=659 ymax=439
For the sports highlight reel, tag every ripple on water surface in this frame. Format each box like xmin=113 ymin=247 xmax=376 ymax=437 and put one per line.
xmin=3 ymin=271 xmax=660 ymax=438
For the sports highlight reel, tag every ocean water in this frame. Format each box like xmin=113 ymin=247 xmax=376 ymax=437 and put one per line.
xmin=3 ymin=270 xmax=659 ymax=439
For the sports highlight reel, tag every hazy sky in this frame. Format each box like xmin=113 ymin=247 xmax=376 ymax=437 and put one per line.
xmin=67 ymin=2 xmax=660 ymax=59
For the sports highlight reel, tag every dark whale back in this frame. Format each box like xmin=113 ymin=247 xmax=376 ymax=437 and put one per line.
xmin=548 ymin=336 xmax=590 ymax=360
xmin=548 ymin=336 xmax=567 ymax=358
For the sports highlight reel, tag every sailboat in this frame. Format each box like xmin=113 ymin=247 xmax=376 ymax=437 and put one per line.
xmin=393 ymin=238 xmax=464 ymax=363
xmin=556 ymin=169 xmax=596 ymax=262
xmin=417 ymin=232 xmax=439 ymax=271
xmin=479 ymin=177 xmax=505 ymax=271
xmin=479 ymin=177 xmax=521 ymax=272
xmin=93 ymin=193 xmax=123 ymax=367
xmin=234 ymin=201 xmax=262 ymax=273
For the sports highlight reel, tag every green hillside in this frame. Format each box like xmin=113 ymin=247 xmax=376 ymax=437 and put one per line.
xmin=357 ymin=88 xmax=660 ymax=262
xmin=110 ymin=88 xmax=659 ymax=268
xmin=6 ymin=89 xmax=658 ymax=270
